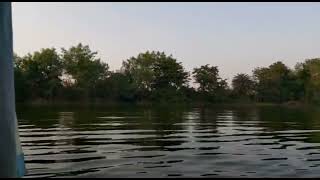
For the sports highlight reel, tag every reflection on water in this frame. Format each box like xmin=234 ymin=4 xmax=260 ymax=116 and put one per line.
xmin=16 ymin=105 xmax=320 ymax=177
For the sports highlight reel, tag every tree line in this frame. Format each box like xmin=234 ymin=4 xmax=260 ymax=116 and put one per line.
xmin=13 ymin=43 xmax=320 ymax=105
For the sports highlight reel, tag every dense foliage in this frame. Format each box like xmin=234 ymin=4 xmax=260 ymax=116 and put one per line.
xmin=14 ymin=43 xmax=320 ymax=105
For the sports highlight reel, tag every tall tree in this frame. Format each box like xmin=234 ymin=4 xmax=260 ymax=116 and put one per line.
xmin=193 ymin=65 xmax=228 ymax=102
xmin=105 ymin=72 xmax=137 ymax=102
xmin=61 ymin=43 xmax=109 ymax=100
xmin=295 ymin=58 xmax=320 ymax=103
xmin=13 ymin=54 xmax=28 ymax=102
xmin=122 ymin=51 xmax=159 ymax=100
xmin=17 ymin=48 xmax=63 ymax=101
xmin=151 ymin=54 xmax=189 ymax=102
xmin=231 ymin=73 xmax=255 ymax=100
xmin=253 ymin=61 xmax=294 ymax=103
xmin=152 ymin=55 xmax=189 ymax=90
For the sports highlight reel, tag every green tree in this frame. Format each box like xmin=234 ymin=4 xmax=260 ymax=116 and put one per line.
xmin=13 ymin=54 xmax=28 ymax=102
xmin=295 ymin=58 xmax=320 ymax=103
xmin=17 ymin=48 xmax=63 ymax=101
xmin=152 ymin=56 xmax=189 ymax=90
xmin=151 ymin=53 xmax=189 ymax=103
xmin=122 ymin=51 xmax=159 ymax=100
xmin=231 ymin=73 xmax=255 ymax=101
xmin=192 ymin=65 xmax=229 ymax=102
xmin=94 ymin=72 xmax=138 ymax=102
xmin=61 ymin=43 xmax=109 ymax=100
xmin=253 ymin=61 xmax=296 ymax=103
xmin=122 ymin=51 xmax=189 ymax=103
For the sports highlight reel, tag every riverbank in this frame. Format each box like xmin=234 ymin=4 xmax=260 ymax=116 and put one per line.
xmin=16 ymin=100 xmax=312 ymax=109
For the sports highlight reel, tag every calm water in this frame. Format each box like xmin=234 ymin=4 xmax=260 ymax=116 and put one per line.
xmin=17 ymin=105 xmax=320 ymax=178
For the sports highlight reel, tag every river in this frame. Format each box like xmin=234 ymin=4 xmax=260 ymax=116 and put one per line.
xmin=17 ymin=105 xmax=320 ymax=178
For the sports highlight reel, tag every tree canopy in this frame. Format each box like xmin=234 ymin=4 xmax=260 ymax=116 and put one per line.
xmin=13 ymin=43 xmax=320 ymax=105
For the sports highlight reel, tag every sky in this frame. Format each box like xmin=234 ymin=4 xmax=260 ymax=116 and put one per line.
xmin=12 ymin=2 xmax=320 ymax=83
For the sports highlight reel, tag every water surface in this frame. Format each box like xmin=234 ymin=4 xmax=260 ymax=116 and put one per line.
xmin=17 ymin=105 xmax=320 ymax=178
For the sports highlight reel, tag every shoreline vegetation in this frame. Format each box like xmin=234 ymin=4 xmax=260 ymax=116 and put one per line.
xmin=14 ymin=43 xmax=320 ymax=107
xmin=16 ymin=101 xmax=306 ymax=110
xmin=16 ymin=100 xmax=306 ymax=107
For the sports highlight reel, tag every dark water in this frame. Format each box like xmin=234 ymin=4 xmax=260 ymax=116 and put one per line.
xmin=17 ymin=105 xmax=320 ymax=178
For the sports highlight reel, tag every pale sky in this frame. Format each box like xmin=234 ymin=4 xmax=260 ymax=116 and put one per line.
xmin=12 ymin=2 xmax=320 ymax=83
